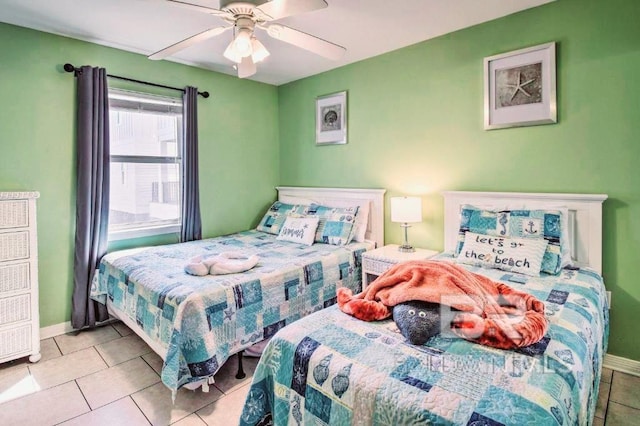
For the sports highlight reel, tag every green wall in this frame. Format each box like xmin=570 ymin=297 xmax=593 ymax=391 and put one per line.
xmin=277 ymin=0 xmax=640 ymax=361
xmin=1 ymin=0 xmax=639 ymax=362
xmin=0 ymin=23 xmax=279 ymax=328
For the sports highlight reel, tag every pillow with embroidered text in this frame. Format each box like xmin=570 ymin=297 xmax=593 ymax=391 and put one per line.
xmin=455 ymin=205 xmax=563 ymax=275
xmin=457 ymin=232 xmax=549 ymax=276
xmin=276 ymin=216 xmax=320 ymax=246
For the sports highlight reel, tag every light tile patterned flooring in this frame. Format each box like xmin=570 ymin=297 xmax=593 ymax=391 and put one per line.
xmin=0 ymin=321 xmax=639 ymax=425
xmin=0 ymin=323 xmax=257 ymax=425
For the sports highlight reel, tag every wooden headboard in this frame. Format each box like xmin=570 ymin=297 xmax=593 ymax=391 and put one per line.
xmin=276 ymin=186 xmax=386 ymax=248
xmin=442 ymin=191 xmax=608 ymax=274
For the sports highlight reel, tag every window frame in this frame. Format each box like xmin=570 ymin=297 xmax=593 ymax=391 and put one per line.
xmin=107 ymin=89 xmax=184 ymax=241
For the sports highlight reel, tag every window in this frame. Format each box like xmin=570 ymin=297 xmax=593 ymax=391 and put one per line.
xmin=107 ymin=89 xmax=183 ymax=240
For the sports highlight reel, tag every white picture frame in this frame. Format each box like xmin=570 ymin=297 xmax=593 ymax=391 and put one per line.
xmin=316 ymin=91 xmax=347 ymax=145
xmin=484 ymin=42 xmax=557 ymax=130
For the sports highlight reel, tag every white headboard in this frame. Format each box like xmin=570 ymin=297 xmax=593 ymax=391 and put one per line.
xmin=276 ymin=186 xmax=386 ymax=248
xmin=442 ymin=191 xmax=608 ymax=274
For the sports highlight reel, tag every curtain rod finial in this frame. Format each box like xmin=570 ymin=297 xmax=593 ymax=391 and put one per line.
xmin=200 ymin=91 xmax=210 ymax=98
xmin=64 ymin=63 xmax=76 ymax=73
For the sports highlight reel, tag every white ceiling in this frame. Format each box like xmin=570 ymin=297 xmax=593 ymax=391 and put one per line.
xmin=0 ymin=0 xmax=554 ymax=85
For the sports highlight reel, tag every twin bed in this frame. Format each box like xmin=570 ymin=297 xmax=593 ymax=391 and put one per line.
xmin=91 ymin=187 xmax=609 ymax=425
xmin=238 ymin=190 xmax=609 ymax=426
xmin=91 ymin=186 xmax=385 ymax=393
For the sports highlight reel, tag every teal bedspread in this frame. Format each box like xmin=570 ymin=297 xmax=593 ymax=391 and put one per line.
xmin=91 ymin=230 xmax=370 ymax=392
xmin=240 ymin=254 xmax=609 ymax=426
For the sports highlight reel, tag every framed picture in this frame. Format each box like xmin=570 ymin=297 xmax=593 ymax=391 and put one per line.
xmin=316 ymin=91 xmax=347 ymax=145
xmin=484 ymin=42 xmax=557 ymax=130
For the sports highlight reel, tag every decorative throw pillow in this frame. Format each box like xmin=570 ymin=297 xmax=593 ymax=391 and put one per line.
xmin=256 ymin=201 xmax=298 ymax=235
xmin=348 ymin=200 xmax=370 ymax=243
xmin=276 ymin=216 xmax=320 ymax=246
xmin=455 ymin=206 xmax=563 ymax=275
xmin=292 ymin=204 xmax=359 ymax=245
xmin=457 ymin=232 xmax=549 ymax=276
xmin=557 ymin=207 xmax=573 ymax=268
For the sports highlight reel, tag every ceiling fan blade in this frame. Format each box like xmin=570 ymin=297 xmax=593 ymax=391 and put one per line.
xmin=266 ymin=24 xmax=345 ymax=60
xmin=255 ymin=0 xmax=328 ymax=21
xmin=237 ymin=56 xmax=257 ymax=79
xmin=167 ymin=0 xmax=232 ymax=19
xmin=148 ymin=26 xmax=230 ymax=60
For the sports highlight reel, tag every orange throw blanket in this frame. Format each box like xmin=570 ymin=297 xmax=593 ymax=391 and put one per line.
xmin=338 ymin=260 xmax=548 ymax=349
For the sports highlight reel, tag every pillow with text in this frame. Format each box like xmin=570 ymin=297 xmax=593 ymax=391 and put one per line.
xmin=457 ymin=231 xmax=549 ymax=276
xmin=276 ymin=216 xmax=320 ymax=246
xmin=455 ymin=205 xmax=563 ymax=274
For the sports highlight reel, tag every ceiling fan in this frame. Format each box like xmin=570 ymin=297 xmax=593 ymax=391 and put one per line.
xmin=149 ymin=0 xmax=346 ymax=78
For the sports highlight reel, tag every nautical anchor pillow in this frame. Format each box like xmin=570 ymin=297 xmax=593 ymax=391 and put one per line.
xmin=457 ymin=231 xmax=550 ymax=276
xmin=455 ymin=205 xmax=563 ymax=275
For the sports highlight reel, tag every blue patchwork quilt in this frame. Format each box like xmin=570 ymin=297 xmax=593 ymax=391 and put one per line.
xmin=91 ymin=230 xmax=371 ymax=393
xmin=240 ymin=254 xmax=609 ymax=426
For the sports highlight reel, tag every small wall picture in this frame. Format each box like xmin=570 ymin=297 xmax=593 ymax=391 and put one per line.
xmin=484 ymin=42 xmax=557 ymax=130
xmin=316 ymin=91 xmax=347 ymax=145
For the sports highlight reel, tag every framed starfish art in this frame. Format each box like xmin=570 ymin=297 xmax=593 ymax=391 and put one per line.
xmin=484 ymin=42 xmax=557 ymax=130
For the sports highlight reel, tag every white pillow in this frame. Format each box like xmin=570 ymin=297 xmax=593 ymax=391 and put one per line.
xmin=276 ymin=216 xmax=320 ymax=246
xmin=350 ymin=200 xmax=370 ymax=242
xmin=557 ymin=207 xmax=572 ymax=268
xmin=456 ymin=231 xmax=549 ymax=277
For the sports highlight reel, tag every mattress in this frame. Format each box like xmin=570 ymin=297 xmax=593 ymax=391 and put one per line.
xmin=239 ymin=254 xmax=609 ymax=425
xmin=91 ymin=230 xmax=372 ymax=392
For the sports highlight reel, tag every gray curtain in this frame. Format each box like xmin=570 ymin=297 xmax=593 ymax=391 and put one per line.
xmin=180 ymin=86 xmax=202 ymax=242
xmin=71 ymin=66 xmax=110 ymax=329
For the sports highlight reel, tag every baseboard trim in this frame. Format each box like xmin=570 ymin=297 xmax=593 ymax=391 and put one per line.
xmin=40 ymin=318 xmax=118 ymax=340
xmin=40 ymin=321 xmax=74 ymax=339
xmin=603 ymin=353 xmax=640 ymax=377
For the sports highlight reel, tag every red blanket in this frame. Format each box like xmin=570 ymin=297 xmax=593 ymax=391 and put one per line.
xmin=338 ymin=260 xmax=548 ymax=349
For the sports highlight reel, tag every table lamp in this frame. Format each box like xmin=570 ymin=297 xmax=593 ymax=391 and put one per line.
xmin=390 ymin=196 xmax=422 ymax=253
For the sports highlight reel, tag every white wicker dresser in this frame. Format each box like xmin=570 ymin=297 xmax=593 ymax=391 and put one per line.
xmin=0 ymin=191 xmax=41 ymax=364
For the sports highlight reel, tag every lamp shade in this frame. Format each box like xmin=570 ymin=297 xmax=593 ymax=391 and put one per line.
xmin=390 ymin=196 xmax=422 ymax=223
xmin=251 ymin=37 xmax=270 ymax=63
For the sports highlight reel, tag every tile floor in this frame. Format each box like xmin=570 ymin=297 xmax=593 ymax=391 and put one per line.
xmin=0 ymin=322 xmax=258 ymax=425
xmin=0 ymin=321 xmax=639 ymax=425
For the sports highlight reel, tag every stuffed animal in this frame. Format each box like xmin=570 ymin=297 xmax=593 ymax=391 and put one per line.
xmin=392 ymin=300 xmax=459 ymax=345
xmin=184 ymin=252 xmax=259 ymax=276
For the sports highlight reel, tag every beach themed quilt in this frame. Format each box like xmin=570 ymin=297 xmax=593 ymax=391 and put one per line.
xmin=240 ymin=253 xmax=609 ymax=426
xmin=91 ymin=230 xmax=370 ymax=393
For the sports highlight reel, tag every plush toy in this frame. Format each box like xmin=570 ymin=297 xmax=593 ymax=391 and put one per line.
xmin=392 ymin=300 xmax=459 ymax=345
xmin=184 ymin=252 xmax=259 ymax=276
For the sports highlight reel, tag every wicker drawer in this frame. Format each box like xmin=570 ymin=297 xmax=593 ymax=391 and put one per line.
xmin=362 ymin=257 xmax=395 ymax=275
xmin=0 ymin=324 xmax=31 ymax=359
xmin=0 ymin=262 xmax=31 ymax=294
xmin=0 ymin=294 xmax=31 ymax=326
xmin=0 ymin=231 xmax=30 ymax=262
xmin=0 ymin=192 xmax=39 ymax=365
xmin=0 ymin=200 xmax=29 ymax=230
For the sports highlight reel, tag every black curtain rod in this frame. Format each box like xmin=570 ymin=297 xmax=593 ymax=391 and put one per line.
xmin=63 ymin=63 xmax=209 ymax=98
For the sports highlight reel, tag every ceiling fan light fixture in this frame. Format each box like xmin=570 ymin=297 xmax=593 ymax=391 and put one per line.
xmin=232 ymin=28 xmax=253 ymax=57
xmin=251 ymin=37 xmax=270 ymax=63
xmin=156 ymin=0 xmax=345 ymax=79
xmin=237 ymin=56 xmax=257 ymax=79
xmin=223 ymin=40 xmax=243 ymax=63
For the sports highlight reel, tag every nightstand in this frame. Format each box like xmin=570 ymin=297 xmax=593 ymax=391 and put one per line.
xmin=361 ymin=244 xmax=439 ymax=289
